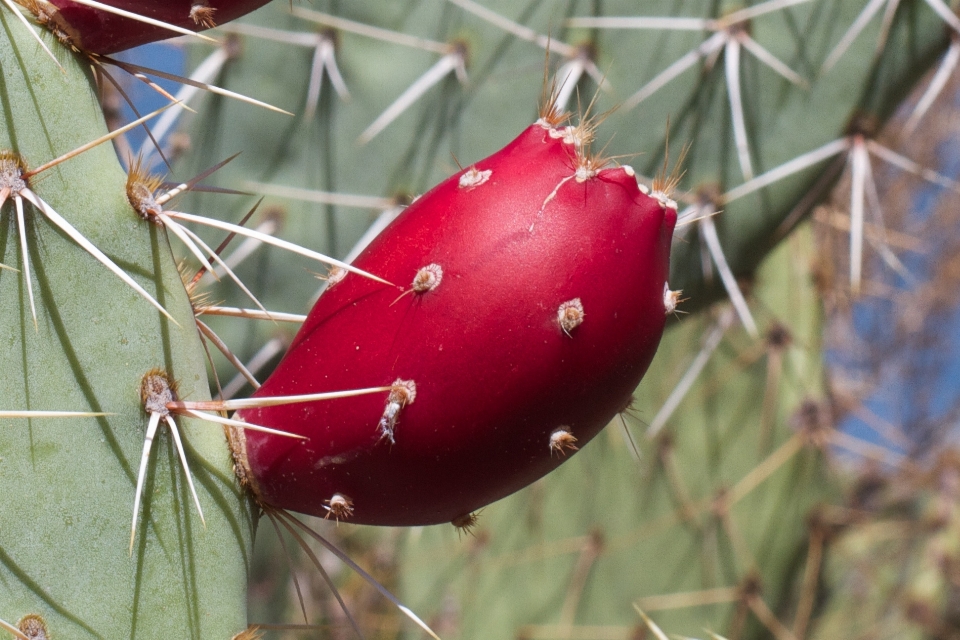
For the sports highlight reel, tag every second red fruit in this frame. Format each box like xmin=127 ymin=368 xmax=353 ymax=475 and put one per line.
xmin=47 ymin=1 xmax=270 ymax=54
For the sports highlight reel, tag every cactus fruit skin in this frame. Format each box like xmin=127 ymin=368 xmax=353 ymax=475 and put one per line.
xmin=46 ymin=0 xmax=271 ymax=53
xmin=234 ymin=122 xmax=677 ymax=526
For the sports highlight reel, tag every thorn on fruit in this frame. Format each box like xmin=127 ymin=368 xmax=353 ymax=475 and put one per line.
xmin=537 ymin=64 xmax=572 ymax=129
xmin=378 ymin=379 xmax=417 ymax=444
xmin=545 ymin=125 xmax=566 ymax=139
xmin=651 ymin=190 xmax=678 ymax=210
xmin=459 ymin=167 xmax=492 ymax=189
xmin=325 ymin=266 xmax=347 ymax=287
xmin=323 ymin=493 xmax=354 ymax=522
xmin=549 ymin=428 xmax=579 ymax=456
xmin=562 ymin=125 xmax=590 ymax=149
xmin=393 ymin=264 xmax=444 ymax=304
xmin=451 ymin=511 xmax=481 ymax=537
xmin=557 ymin=298 xmax=585 ymax=336
xmin=575 ymin=161 xmax=599 ymax=183
xmin=651 ymin=129 xmax=689 ymax=206
xmin=190 ymin=3 xmax=218 ymax=29
xmin=412 ymin=264 xmax=443 ymax=293
xmin=663 ymin=284 xmax=683 ymax=315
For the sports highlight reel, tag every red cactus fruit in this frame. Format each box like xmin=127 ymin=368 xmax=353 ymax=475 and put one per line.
xmin=232 ymin=116 xmax=678 ymax=526
xmin=41 ymin=1 xmax=270 ymax=54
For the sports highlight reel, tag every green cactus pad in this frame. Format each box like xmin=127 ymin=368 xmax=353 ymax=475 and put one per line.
xmin=0 ymin=10 xmax=251 ymax=638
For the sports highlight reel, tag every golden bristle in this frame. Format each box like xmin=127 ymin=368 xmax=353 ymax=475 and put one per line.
xmin=177 ymin=260 xmax=221 ymax=314
xmin=538 ymin=45 xmax=571 ymax=127
xmin=549 ymin=428 xmax=579 ymax=456
xmin=573 ymin=148 xmax=606 ymax=180
xmin=125 ymin=155 xmax=165 ymax=220
xmin=189 ymin=4 xmax=218 ymax=29
xmin=574 ymin=138 xmax=638 ymax=182
xmin=126 ymin=155 xmax=165 ymax=194
xmin=323 ymin=493 xmax=355 ymax=522
xmin=176 ymin=260 xmax=218 ymax=311
xmin=452 ymin=511 xmax=482 ymax=537
xmin=0 ymin=150 xmax=29 ymax=173
xmin=563 ymin=78 xmax=621 ymax=169
xmin=538 ymin=90 xmax=570 ymax=128
xmin=573 ymin=68 xmax=617 ymax=132
xmin=652 ymin=132 xmax=691 ymax=198
xmin=188 ymin=288 xmax=215 ymax=313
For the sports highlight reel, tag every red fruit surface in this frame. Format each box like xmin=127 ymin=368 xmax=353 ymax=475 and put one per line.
xmin=234 ymin=122 xmax=677 ymax=526
xmin=47 ymin=0 xmax=270 ymax=54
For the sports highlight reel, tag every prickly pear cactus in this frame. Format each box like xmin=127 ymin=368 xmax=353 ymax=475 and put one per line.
xmin=2 ymin=0 xmax=958 ymax=636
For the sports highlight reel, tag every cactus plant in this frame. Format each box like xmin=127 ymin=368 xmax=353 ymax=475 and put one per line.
xmin=2 ymin=0 xmax=960 ymax=637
